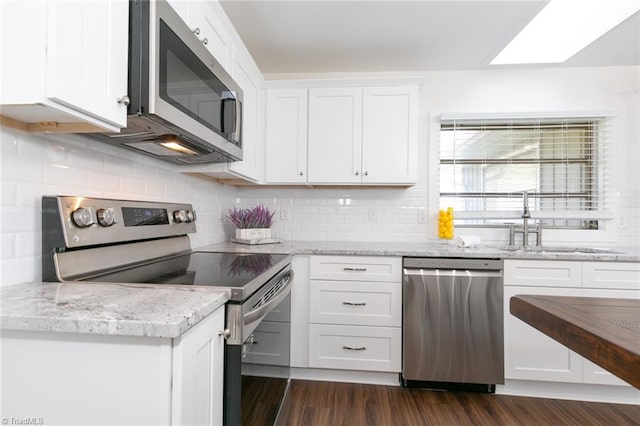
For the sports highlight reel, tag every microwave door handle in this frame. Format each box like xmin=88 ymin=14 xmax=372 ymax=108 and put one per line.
xmin=221 ymin=98 xmax=237 ymax=134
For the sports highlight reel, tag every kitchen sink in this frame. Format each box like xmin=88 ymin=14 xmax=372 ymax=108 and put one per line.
xmin=499 ymin=246 xmax=622 ymax=254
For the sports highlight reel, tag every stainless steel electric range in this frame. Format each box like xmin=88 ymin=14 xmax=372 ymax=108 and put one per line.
xmin=42 ymin=195 xmax=292 ymax=426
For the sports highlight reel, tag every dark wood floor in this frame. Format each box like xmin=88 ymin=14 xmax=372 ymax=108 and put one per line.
xmin=276 ymin=380 xmax=640 ymax=426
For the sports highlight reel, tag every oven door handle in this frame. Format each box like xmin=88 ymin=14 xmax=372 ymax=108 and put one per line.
xmin=244 ymin=270 xmax=293 ymax=328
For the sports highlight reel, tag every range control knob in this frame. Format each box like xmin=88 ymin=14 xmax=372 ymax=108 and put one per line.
xmin=174 ymin=209 xmax=196 ymax=223
xmin=173 ymin=210 xmax=187 ymax=223
xmin=71 ymin=207 xmax=94 ymax=228
xmin=96 ymin=208 xmax=115 ymax=227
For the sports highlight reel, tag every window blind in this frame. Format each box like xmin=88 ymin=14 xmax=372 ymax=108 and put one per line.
xmin=439 ymin=117 xmax=611 ymax=228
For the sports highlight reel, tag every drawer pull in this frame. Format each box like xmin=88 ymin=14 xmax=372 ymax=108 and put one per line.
xmin=342 ymin=345 xmax=367 ymax=351
xmin=343 ymin=267 xmax=367 ymax=272
xmin=343 ymin=301 xmax=367 ymax=306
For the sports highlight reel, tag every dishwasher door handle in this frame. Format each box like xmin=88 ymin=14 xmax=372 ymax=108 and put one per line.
xmin=403 ymin=268 xmax=502 ymax=278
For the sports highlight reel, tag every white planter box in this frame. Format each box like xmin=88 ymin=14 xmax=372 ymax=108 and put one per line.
xmin=235 ymin=228 xmax=272 ymax=240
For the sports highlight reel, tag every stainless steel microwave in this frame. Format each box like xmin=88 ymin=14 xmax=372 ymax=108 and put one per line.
xmin=94 ymin=0 xmax=243 ymax=164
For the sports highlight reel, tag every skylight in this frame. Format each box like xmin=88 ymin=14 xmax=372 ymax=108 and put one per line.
xmin=491 ymin=0 xmax=640 ymax=65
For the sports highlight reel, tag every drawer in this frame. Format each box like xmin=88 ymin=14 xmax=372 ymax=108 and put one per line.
xmin=308 ymin=324 xmax=401 ymax=372
xmin=309 ymin=255 xmax=401 ymax=282
xmin=504 ymin=260 xmax=582 ymax=288
xmin=582 ymin=262 xmax=640 ymax=290
xmin=309 ymin=280 xmax=401 ymax=326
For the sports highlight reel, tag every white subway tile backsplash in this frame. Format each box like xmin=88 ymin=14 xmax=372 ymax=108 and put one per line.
xmin=1 ymin=234 xmax=16 ymax=259
xmin=0 ymin=127 xmax=231 ymax=287
xmin=44 ymin=163 xmax=86 ymax=187
xmin=2 ymin=157 xmax=44 ymax=183
xmin=2 ymin=182 xmax=18 ymax=206
xmin=17 ymin=183 xmax=60 ymax=207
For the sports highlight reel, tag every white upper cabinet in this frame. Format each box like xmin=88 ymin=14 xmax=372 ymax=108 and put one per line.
xmin=171 ymin=0 xmax=263 ymax=182
xmin=361 ymin=86 xmax=418 ymax=184
xmin=190 ymin=2 xmax=233 ymax=69
xmin=308 ymin=87 xmax=363 ymax=184
xmin=265 ymin=89 xmax=309 ymax=184
xmin=306 ymin=85 xmax=418 ymax=185
xmin=227 ymin=52 xmax=262 ymax=181
xmin=0 ymin=0 xmax=128 ymax=132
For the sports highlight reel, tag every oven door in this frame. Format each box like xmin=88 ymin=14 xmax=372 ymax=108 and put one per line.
xmin=224 ymin=268 xmax=292 ymax=426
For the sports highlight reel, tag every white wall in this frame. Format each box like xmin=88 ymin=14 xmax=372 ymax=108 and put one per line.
xmin=0 ymin=126 xmax=233 ymax=286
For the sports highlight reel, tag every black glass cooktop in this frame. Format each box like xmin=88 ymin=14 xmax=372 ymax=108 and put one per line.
xmin=83 ymin=252 xmax=290 ymax=301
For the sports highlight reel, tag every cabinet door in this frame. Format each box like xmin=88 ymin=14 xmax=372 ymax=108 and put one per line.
xmin=308 ymin=324 xmax=401 ymax=372
xmin=228 ymin=51 xmax=262 ymax=181
xmin=172 ymin=307 xmax=225 ymax=426
xmin=308 ymin=87 xmax=363 ymax=184
xmin=582 ymin=262 xmax=640 ymax=290
xmin=265 ymin=89 xmax=308 ymax=183
xmin=309 ymin=280 xmax=401 ymax=327
xmin=166 ymin=0 xmax=192 ymax=24
xmin=362 ymin=86 xmax=418 ymax=184
xmin=309 ymin=255 xmax=402 ymax=282
xmin=190 ymin=1 xmax=232 ymax=69
xmin=504 ymin=260 xmax=582 ymax=288
xmin=504 ymin=286 xmax=583 ymax=383
xmin=46 ymin=0 xmax=128 ymax=128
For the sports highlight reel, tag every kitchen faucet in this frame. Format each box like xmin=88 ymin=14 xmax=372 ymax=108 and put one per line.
xmin=508 ymin=191 xmax=542 ymax=248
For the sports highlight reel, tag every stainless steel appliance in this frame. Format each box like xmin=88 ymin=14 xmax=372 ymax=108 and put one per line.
xmin=402 ymin=257 xmax=504 ymax=392
xmin=93 ymin=0 xmax=243 ymax=165
xmin=42 ymin=196 xmax=291 ymax=426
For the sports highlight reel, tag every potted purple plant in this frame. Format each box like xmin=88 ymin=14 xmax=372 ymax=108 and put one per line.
xmin=227 ymin=205 xmax=276 ymax=241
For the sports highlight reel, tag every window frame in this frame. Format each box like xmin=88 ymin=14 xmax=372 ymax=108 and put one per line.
xmin=427 ymin=112 xmax=616 ymax=245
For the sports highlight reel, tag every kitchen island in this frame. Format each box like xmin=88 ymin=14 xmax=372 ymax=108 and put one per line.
xmin=510 ymin=295 xmax=640 ymax=389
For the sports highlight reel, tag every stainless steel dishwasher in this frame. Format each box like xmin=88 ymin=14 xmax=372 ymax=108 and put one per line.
xmin=402 ymin=257 xmax=504 ymax=392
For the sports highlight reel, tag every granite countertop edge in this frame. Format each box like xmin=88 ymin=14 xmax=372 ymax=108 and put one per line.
xmin=1 ymin=282 xmax=230 ymax=338
xmin=196 ymin=240 xmax=640 ymax=262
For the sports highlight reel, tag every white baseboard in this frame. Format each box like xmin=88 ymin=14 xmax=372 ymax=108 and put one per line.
xmin=497 ymin=380 xmax=640 ymax=405
xmin=290 ymin=367 xmax=401 ymax=386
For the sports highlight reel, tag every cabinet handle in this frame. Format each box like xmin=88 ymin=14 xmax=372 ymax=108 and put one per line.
xmin=299 ymin=171 xmax=304 ymax=176
xmin=343 ymin=267 xmax=367 ymax=272
xmin=117 ymin=96 xmax=130 ymax=106
xmin=343 ymin=345 xmax=366 ymax=351
xmin=202 ymin=37 xmax=208 ymax=45
xmin=343 ymin=301 xmax=367 ymax=306
xmin=364 ymin=171 xmax=368 ymax=176
xmin=192 ymin=27 xmax=200 ymax=35
xmin=355 ymin=171 xmax=360 ymax=176
xmin=218 ymin=329 xmax=231 ymax=340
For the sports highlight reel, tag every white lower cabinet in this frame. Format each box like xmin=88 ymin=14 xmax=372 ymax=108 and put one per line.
xmin=504 ymin=285 xmax=584 ymax=383
xmin=1 ymin=306 xmax=225 ymax=425
xmin=308 ymin=324 xmax=401 ymax=371
xmin=505 ymin=259 xmax=639 ymax=388
xmin=307 ymin=255 xmax=402 ymax=373
xmin=171 ymin=307 xmax=225 ymax=426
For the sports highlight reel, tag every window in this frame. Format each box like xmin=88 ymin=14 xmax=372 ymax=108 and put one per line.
xmin=439 ymin=117 xmax=609 ymax=229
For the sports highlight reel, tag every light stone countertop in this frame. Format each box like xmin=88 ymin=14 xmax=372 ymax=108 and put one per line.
xmin=1 ymin=282 xmax=229 ymax=338
xmin=197 ymin=240 xmax=640 ymax=262
xmin=3 ymin=240 xmax=636 ymax=339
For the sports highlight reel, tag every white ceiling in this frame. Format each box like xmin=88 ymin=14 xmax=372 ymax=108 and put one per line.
xmin=219 ymin=0 xmax=640 ymax=76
